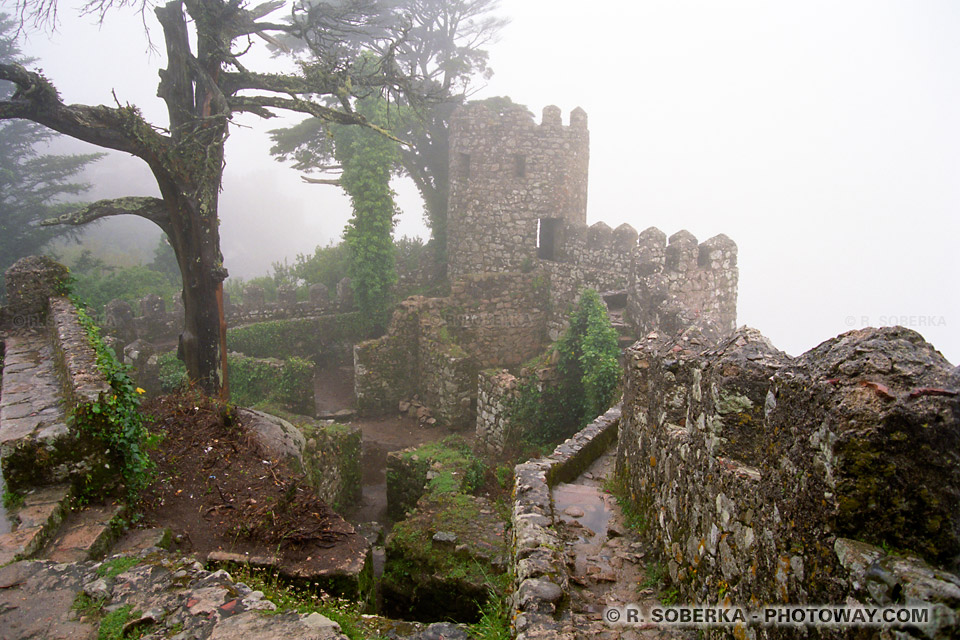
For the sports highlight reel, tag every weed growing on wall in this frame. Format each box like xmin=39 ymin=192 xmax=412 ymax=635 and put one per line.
xmin=509 ymin=288 xmax=621 ymax=445
xmin=71 ymin=296 xmax=155 ymax=500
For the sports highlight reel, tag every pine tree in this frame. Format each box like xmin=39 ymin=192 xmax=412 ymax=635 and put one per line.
xmin=0 ymin=13 xmax=103 ymax=300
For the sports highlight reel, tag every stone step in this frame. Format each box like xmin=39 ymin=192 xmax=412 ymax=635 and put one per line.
xmin=0 ymin=484 xmax=71 ymax=565
xmin=39 ymin=502 xmax=124 ymax=563
xmin=0 ymin=334 xmax=73 ymax=492
xmin=110 ymin=526 xmax=173 ymax=555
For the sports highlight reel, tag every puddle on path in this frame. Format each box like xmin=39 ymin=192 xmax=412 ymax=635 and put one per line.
xmin=553 ymin=482 xmax=613 ymax=542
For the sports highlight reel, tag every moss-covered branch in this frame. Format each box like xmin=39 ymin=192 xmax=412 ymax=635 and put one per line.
xmin=40 ymin=196 xmax=172 ymax=235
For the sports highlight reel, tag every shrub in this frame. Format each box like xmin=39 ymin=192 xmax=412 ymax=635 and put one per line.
xmin=508 ymin=288 xmax=621 ymax=445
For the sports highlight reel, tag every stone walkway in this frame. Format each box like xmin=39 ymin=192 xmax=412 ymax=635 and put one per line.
xmin=0 ymin=550 xmax=349 ymax=640
xmin=0 ymin=331 xmax=70 ymax=478
xmin=553 ymin=449 xmax=695 ymax=640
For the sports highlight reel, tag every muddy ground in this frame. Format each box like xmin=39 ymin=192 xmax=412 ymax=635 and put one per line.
xmin=139 ymin=391 xmax=363 ymax=568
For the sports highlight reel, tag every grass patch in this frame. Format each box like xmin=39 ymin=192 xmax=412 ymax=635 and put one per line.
xmin=97 ymin=556 xmax=140 ymax=579
xmin=2 ymin=488 xmax=24 ymax=511
xmin=641 ymin=561 xmax=667 ymax=590
xmin=660 ymin=586 xmax=680 ymax=606
xmin=404 ymin=435 xmax=487 ymax=496
xmin=226 ymin=565 xmax=369 ymax=640
xmin=72 ymin=592 xmax=106 ymax=618
xmin=603 ymin=472 xmax=648 ymax=533
xmin=97 ymin=604 xmax=146 ymax=640
xmin=468 ymin=588 xmax=511 ymax=640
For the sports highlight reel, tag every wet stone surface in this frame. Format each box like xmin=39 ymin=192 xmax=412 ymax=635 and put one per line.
xmin=553 ymin=450 xmax=695 ymax=640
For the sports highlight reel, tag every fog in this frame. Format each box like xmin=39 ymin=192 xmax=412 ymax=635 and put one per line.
xmin=13 ymin=0 xmax=960 ymax=363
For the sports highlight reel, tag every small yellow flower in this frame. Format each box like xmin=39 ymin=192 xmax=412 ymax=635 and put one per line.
xmin=135 ymin=387 xmax=146 ymax=395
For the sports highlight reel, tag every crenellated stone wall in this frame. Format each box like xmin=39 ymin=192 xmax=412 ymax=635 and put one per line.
xmin=616 ymin=325 xmax=960 ymax=639
xmin=628 ymin=228 xmax=738 ymax=343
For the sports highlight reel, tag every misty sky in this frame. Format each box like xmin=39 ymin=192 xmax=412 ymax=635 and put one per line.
xmin=12 ymin=0 xmax=960 ymax=363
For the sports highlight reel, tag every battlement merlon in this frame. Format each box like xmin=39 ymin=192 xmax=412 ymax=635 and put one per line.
xmin=449 ymin=103 xmax=589 ymax=131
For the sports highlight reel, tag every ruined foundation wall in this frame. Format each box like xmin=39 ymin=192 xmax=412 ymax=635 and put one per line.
xmin=354 ymin=273 xmax=550 ymax=427
xmin=616 ymin=326 xmax=960 ymax=638
xmin=476 ymin=369 xmax=519 ymax=453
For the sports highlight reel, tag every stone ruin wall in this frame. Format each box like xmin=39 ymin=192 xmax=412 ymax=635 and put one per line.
xmin=354 ymin=272 xmax=549 ymax=428
xmin=616 ymin=325 xmax=960 ymax=639
xmin=101 ymin=280 xmax=357 ymax=348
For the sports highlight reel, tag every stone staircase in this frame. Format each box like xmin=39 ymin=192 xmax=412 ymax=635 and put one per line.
xmin=0 ymin=257 xmax=118 ymax=567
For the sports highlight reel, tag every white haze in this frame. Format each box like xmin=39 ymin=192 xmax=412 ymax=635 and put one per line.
xmin=14 ymin=0 xmax=960 ymax=363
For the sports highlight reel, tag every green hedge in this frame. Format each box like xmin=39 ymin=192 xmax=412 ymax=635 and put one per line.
xmin=156 ymin=350 xmax=315 ymax=416
xmin=229 ymin=354 xmax=315 ymax=416
xmin=226 ymin=312 xmax=365 ymax=359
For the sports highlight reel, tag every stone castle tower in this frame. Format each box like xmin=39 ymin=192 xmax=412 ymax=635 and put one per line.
xmin=445 ymin=102 xmax=738 ymax=343
xmin=446 ymin=103 xmax=590 ymax=279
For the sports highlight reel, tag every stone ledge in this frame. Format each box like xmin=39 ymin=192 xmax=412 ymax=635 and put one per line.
xmin=48 ymin=297 xmax=110 ymax=406
xmin=509 ymin=405 xmax=621 ymax=637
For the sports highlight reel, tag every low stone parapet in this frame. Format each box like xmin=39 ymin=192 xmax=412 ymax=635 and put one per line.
xmin=510 ymin=405 xmax=621 ymax=639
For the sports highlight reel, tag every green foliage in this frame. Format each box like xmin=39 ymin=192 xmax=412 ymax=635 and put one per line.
xmin=223 ymin=274 xmax=280 ymax=305
xmin=2 ymin=487 xmax=24 ymax=511
xmin=72 ymin=263 xmax=179 ymax=317
xmin=469 ymin=588 xmax=511 ymax=640
xmin=560 ymin=289 xmax=622 ymax=421
xmin=72 ymin=592 xmax=105 ymax=618
xmin=147 ymin=236 xmax=180 ymax=282
xmin=269 ymin=2 xmax=508 ymax=271
xmin=641 ymin=561 xmax=668 ymax=590
xmin=494 ymin=465 xmax=513 ymax=490
xmin=603 ymin=472 xmax=648 ymax=534
xmin=228 ymin=354 xmax=315 ymax=415
xmin=97 ymin=604 xmax=145 ymax=640
xmin=70 ymin=297 xmax=155 ymax=501
xmin=336 ymin=95 xmax=400 ymax=333
xmin=660 ymin=586 xmax=680 ymax=606
xmin=225 ymin=313 xmax=365 ymax=359
xmin=509 ymin=289 xmax=621 ymax=445
xmin=287 ymin=241 xmax=352 ymax=291
xmin=157 ymin=351 xmax=188 ymax=394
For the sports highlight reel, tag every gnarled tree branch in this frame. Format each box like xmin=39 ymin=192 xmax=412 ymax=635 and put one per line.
xmin=220 ymin=70 xmax=340 ymax=97
xmin=228 ymin=94 xmax=404 ymax=143
xmin=0 ymin=63 xmax=169 ymax=160
xmin=301 ymin=175 xmax=342 ymax=185
xmin=40 ymin=196 xmax=172 ymax=236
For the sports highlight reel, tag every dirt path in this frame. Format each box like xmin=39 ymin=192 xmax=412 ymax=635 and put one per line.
xmin=553 ymin=449 xmax=695 ymax=640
